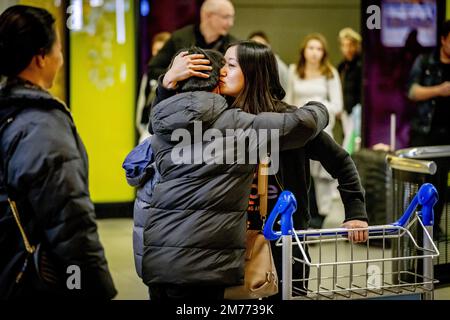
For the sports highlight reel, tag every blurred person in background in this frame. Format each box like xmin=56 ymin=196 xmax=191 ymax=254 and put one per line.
xmin=248 ymin=30 xmax=289 ymax=91
xmin=408 ymin=20 xmax=450 ymax=147
xmin=285 ymin=33 xmax=344 ymax=228
xmin=136 ymin=31 xmax=171 ymax=143
xmin=337 ymin=28 xmax=362 ymax=152
xmin=147 ymin=0 xmax=237 ymax=81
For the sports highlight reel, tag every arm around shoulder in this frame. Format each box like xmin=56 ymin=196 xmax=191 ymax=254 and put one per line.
xmin=251 ymin=101 xmax=329 ymax=150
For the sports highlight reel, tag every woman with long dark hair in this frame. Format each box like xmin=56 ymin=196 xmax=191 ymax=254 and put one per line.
xmin=0 ymin=5 xmax=116 ymax=299
xmin=220 ymin=41 xmax=367 ymax=299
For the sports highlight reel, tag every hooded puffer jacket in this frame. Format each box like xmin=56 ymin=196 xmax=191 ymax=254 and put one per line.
xmin=142 ymin=91 xmax=329 ymax=286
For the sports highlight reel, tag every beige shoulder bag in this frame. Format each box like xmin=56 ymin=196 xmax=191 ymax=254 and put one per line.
xmin=224 ymin=159 xmax=278 ymax=300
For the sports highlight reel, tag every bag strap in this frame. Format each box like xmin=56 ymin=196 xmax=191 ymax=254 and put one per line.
xmin=8 ymin=198 xmax=35 ymax=254
xmin=257 ymin=157 xmax=270 ymax=227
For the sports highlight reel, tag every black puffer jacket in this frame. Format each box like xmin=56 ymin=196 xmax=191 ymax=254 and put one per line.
xmin=338 ymin=54 xmax=362 ymax=114
xmin=142 ymin=91 xmax=328 ymax=286
xmin=0 ymin=81 xmax=117 ymax=299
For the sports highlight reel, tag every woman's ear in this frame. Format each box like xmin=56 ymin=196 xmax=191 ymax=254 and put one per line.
xmin=35 ymin=54 xmax=46 ymax=69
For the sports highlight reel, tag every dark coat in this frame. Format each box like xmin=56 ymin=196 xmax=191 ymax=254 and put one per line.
xmin=408 ymin=51 xmax=450 ymax=136
xmin=338 ymin=54 xmax=362 ymax=114
xmin=0 ymin=81 xmax=117 ymax=299
xmin=278 ymin=130 xmax=367 ymax=231
xmin=262 ymin=101 xmax=367 ymax=229
xmin=142 ymin=90 xmax=329 ymax=286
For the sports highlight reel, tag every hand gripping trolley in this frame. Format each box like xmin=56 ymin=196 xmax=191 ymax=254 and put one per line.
xmin=263 ymin=184 xmax=440 ymax=300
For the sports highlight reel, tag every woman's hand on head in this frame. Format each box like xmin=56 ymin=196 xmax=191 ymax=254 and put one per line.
xmin=163 ymin=51 xmax=212 ymax=89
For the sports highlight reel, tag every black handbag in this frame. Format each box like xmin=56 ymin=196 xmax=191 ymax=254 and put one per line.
xmin=0 ymin=199 xmax=62 ymax=299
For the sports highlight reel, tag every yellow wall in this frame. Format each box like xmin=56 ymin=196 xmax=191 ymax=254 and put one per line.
xmin=70 ymin=1 xmax=135 ymax=203
xmin=19 ymin=0 xmax=66 ymax=102
xmin=447 ymin=0 xmax=450 ymax=19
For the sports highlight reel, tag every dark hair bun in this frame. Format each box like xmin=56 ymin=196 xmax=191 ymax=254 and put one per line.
xmin=0 ymin=5 xmax=56 ymax=77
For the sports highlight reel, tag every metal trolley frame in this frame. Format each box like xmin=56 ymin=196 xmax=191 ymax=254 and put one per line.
xmin=263 ymin=184 xmax=440 ymax=300
xmin=388 ymin=146 xmax=450 ymax=284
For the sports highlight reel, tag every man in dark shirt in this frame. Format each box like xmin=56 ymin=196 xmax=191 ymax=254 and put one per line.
xmin=408 ymin=20 xmax=450 ymax=147
xmin=147 ymin=0 xmax=238 ymax=80
xmin=337 ymin=28 xmax=363 ymax=150
xmin=432 ymin=62 xmax=450 ymax=138
xmin=407 ymin=21 xmax=450 ymax=240
xmin=338 ymin=28 xmax=362 ymax=116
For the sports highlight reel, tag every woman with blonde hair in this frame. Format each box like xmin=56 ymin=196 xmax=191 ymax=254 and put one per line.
xmin=286 ymin=33 xmax=344 ymax=228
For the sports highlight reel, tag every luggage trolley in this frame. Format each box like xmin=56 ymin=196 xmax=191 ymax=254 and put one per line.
xmin=387 ymin=147 xmax=450 ymax=284
xmin=263 ymin=184 xmax=440 ymax=300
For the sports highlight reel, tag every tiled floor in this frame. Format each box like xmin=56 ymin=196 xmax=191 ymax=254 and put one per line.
xmin=96 ymin=198 xmax=450 ymax=300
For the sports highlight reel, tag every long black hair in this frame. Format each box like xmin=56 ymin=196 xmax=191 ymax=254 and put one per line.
xmin=0 ymin=5 xmax=56 ymax=78
xmin=229 ymin=41 xmax=286 ymax=114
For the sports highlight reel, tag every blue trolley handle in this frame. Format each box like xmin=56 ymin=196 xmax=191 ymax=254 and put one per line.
xmin=393 ymin=183 xmax=438 ymax=228
xmin=263 ymin=191 xmax=297 ymax=240
xmin=263 ymin=184 xmax=439 ymax=241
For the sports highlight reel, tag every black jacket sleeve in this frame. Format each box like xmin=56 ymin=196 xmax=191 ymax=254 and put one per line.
xmin=306 ymin=131 xmax=367 ymax=222
xmin=150 ymin=79 xmax=329 ymax=148
xmin=231 ymin=101 xmax=329 ymax=150
xmin=6 ymin=111 xmax=117 ymax=299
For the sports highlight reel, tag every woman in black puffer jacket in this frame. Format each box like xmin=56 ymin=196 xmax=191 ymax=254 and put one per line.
xmin=0 ymin=5 xmax=116 ymax=299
